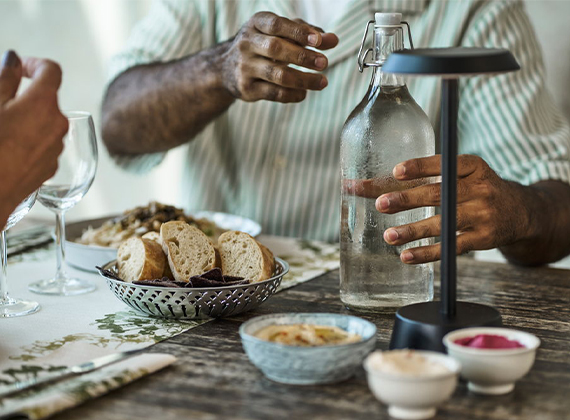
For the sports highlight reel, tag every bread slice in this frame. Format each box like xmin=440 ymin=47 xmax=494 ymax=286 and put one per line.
xmin=218 ymin=231 xmax=275 ymax=283
xmin=141 ymin=230 xmax=173 ymax=278
xmin=160 ymin=221 xmax=219 ymax=282
xmin=117 ymin=237 xmax=166 ymax=282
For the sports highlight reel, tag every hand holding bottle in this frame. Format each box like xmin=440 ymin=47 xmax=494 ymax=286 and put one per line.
xmin=379 ymin=154 xmax=533 ymax=264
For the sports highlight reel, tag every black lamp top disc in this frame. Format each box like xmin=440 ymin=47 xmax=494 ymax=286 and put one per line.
xmin=382 ymin=47 xmax=520 ymax=76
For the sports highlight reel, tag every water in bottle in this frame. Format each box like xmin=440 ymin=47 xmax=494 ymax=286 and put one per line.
xmin=340 ymin=13 xmax=436 ymax=311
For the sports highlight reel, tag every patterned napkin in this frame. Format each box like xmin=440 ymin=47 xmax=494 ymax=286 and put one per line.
xmin=0 ymin=353 xmax=176 ymax=419
xmin=0 ymin=235 xmax=339 ymax=419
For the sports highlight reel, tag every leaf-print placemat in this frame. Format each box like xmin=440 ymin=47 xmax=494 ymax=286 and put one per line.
xmin=0 ymin=353 xmax=176 ymax=420
xmin=0 ymin=235 xmax=338 ymax=419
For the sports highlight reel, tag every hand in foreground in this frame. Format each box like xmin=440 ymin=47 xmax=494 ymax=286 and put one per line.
xmin=377 ymin=155 xmax=531 ymax=264
xmin=219 ymin=11 xmax=339 ymax=103
xmin=0 ymin=50 xmax=68 ymax=222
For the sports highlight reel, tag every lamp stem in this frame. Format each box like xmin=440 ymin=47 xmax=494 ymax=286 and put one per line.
xmin=440 ymin=78 xmax=458 ymax=318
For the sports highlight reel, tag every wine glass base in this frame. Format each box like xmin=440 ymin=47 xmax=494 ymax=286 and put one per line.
xmin=0 ymin=298 xmax=41 ymax=318
xmin=28 ymin=278 xmax=96 ymax=296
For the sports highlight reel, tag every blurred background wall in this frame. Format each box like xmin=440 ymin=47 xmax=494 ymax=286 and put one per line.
xmin=1 ymin=0 xmax=569 ymax=264
xmin=0 ymin=0 xmax=179 ymax=223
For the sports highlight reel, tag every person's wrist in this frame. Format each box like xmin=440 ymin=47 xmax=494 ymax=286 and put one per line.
xmin=511 ymin=182 xmax=543 ymax=243
xmin=177 ymin=41 xmax=235 ymax=104
xmin=499 ymin=180 xmax=567 ymax=266
xmin=207 ymin=40 xmax=236 ymax=102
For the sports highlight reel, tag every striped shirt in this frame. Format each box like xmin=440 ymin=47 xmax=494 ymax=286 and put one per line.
xmin=109 ymin=0 xmax=570 ymax=242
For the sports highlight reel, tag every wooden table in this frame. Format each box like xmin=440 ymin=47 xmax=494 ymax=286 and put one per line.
xmin=55 ymin=258 xmax=570 ymax=420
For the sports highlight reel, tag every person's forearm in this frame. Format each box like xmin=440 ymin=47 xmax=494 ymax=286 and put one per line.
xmin=500 ymin=180 xmax=570 ymax=266
xmin=102 ymin=42 xmax=235 ymax=156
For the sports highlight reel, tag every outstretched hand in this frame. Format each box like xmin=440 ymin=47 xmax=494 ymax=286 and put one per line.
xmin=373 ymin=155 xmax=531 ymax=264
xmin=219 ymin=11 xmax=339 ymax=103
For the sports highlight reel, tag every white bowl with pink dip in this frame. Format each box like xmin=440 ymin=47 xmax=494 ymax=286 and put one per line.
xmin=364 ymin=350 xmax=461 ymax=419
xmin=443 ymin=327 xmax=540 ymax=395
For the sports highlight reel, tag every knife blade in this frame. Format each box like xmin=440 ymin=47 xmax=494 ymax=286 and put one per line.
xmin=7 ymin=226 xmax=53 ymax=257
xmin=0 ymin=349 xmax=142 ymax=399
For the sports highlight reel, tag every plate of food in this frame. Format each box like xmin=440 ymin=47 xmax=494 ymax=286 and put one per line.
xmin=66 ymin=201 xmax=262 ymax=272
xmin=97 ymin=221 xmax=287 ymax=319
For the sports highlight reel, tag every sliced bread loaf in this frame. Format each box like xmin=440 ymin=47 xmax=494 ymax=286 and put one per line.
xmin=218 ymin=231 xmax=275 ymax=282
xmin=160 ymin=221 xmax=219 ymax=282
xmin=117 ymin=237 xmax=166 ymax=282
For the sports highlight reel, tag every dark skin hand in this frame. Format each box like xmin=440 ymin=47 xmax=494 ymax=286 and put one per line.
xmin=102 ymin=12 xmax=339 ymax=156
xmin=364 ymin=154 xmax=570 ymax=267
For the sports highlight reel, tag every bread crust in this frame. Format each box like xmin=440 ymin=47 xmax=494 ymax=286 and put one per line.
xmin=140 ymin=231 xmax=173 ymax=277
xmin=257 ymin=241 xmax=276 ymax=282
xmin=140 ymin=239 xmax=167 ymax=280
xmin=141 ymin=231 xmax=161 ymax=244
xmin=117 ymin=237 xmax=166 ymax=282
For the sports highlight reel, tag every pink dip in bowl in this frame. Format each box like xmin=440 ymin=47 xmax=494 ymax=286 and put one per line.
xmin=454 ymin=334 xmax=525 ymax=349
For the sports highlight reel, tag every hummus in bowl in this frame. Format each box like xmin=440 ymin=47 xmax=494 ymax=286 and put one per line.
xmin=240 ymin=313 xmax=376 ymax=385
xmin=253 ymin=324 xmax=362 ymax=346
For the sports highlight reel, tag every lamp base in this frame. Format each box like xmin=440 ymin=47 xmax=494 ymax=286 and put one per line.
xmin=389 ymin=301 xmax=502 ymax=352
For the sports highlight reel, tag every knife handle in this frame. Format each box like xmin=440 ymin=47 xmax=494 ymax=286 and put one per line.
xmin=0 ymin=370 xmax=75 ymax=399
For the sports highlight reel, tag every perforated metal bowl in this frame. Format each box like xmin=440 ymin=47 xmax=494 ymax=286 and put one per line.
xmin=97 ymin=257 xmax=288 ymax=320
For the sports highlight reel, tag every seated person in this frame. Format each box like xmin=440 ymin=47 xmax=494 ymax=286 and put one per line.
xmin=101 ymin=0 xmax=570 ymax=266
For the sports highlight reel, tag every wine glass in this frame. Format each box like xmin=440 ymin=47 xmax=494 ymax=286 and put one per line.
xmin=0 ymin=192 xmax=41 ymax=317
xmin=28 ymin=111 xmax=98 ymax=296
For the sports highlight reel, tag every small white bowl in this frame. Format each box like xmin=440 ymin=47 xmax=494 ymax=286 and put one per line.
xmin=443 ymin=327 xmax=540 ymax=395
xmin=363 ymin=350 xmax=461 ymax=420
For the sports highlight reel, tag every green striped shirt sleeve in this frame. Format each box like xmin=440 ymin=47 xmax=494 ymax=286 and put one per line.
xmin=108 ymin=0 xmax=203 ymax=84
xmin=106 ymin=0 xmax=205 ymax=174
xmin=458 ymin=0 xmax=570 ymax=186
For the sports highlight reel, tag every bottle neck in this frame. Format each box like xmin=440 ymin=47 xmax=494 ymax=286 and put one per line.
xmin=371 ymin=26 xmax=405 ymax=88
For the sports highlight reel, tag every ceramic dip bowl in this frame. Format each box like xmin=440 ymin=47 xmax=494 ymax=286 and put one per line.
xmin=239 ymin=313 xmax=377 ymax=385
xmin=443 ymin=327 xmax=540 ymax=395
xmin=364 ymin=350 xmax=461 ymax=420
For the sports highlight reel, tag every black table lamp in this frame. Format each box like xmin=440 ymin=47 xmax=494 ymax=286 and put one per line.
xmin=382 ymin=48 xmax=520 ymax=352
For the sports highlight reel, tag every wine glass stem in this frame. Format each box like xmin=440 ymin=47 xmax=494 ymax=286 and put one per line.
xmin=0 ymin=230 xmax=10 ymax=303
xmin=55 ymin=211 xmax=67 ymax=282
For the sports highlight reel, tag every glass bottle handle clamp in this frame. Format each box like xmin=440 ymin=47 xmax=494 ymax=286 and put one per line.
xmin=357 ymin=20 xmax=415 ymax=72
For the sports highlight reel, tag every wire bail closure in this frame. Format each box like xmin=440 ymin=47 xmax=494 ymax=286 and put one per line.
xmin=357 ymin=20 xmax=414 ymax=72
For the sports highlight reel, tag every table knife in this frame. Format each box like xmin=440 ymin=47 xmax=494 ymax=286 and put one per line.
xmin=0 ymin=349 xmax=142 ymax=399
xmin=6 ymin=226 xmax=53 ymax=257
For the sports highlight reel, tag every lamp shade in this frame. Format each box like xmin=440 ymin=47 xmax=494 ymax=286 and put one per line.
xmin=383 ymin=47 xmax=520 ymax=76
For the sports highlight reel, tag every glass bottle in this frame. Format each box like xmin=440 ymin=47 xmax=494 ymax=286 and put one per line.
xmin=340 ymin=13 xmax=435 ymax=311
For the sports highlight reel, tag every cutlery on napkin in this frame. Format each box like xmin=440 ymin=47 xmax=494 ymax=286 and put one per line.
xmin=0 ymin=349 xmax=142 ymax=399
xmin=0 ymin=352 xmax=176 ymax=420
xmin=6 ymin=226 xmax=53 ymax=257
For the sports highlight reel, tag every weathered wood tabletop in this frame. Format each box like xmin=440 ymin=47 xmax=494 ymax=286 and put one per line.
xmin=55 ymin=258 xmax=570 ymax=420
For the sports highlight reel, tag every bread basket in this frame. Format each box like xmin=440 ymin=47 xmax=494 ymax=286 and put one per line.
xmin=97 ymin=258 xmax=288 ymax=320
